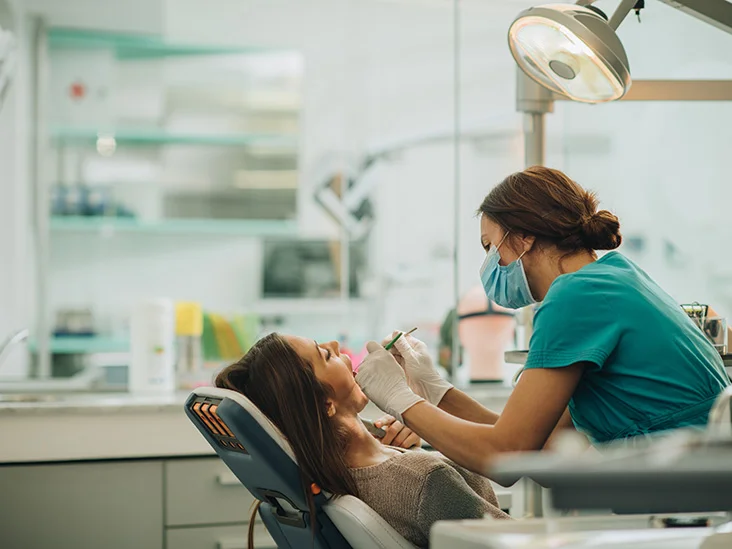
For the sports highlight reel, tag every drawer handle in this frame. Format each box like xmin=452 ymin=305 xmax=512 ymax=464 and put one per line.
xmin=216 ymin=471 xmax=241 ymax=486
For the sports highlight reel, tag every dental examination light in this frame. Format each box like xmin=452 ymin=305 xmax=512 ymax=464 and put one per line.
xmin=508 ymin=2 xmax=634 ymax=104
xmin=509 ymin=0 xmax=732 ymax=104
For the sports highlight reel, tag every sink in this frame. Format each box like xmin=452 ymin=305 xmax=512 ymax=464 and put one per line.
xmin=0 ymin=393 xmax=62 ymax=403
xmin=0 ymin=367 xmax=102 ymax=394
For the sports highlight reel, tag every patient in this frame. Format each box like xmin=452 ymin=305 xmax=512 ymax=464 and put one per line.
xmin=215 ymin=333 xmax=510 ymax=548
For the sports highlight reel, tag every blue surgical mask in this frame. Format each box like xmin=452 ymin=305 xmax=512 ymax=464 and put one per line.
xmin=480 ymin=233 xmax=536 ymax=309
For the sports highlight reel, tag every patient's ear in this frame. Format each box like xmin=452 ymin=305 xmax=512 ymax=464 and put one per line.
xmin=326 ymin=401 xmax=336 ymax=417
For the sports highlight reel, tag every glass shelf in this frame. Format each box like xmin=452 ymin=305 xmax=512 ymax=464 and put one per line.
xmin=47 ymin=28 xmax=278 ymax=59
xmin=30 ymin=336 xmax=130 ymax=355
xmin=50 ymin=216 xmax=298 ymax=236
xmin=251 ymin=299 xmax=369 ymax=316
xmin=50 ymin=127 xmax=299 ymax=148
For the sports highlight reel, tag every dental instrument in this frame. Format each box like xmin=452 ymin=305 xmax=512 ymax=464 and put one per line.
xmin=384 ymin=327 xmax=418 ymax=351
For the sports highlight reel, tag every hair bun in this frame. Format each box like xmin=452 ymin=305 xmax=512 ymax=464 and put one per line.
xmin=581 ymin=209 xmax=622 ymax=250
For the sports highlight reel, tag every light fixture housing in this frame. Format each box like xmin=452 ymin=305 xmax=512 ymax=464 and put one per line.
xmin=508 ymin=4 xmax=631 ymax=104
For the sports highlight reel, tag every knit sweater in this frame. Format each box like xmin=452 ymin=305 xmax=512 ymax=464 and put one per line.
xmin=349 ymin=448 xmax=510 ymax=547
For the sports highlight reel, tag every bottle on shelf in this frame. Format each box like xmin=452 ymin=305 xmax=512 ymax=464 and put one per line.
xmin=175 ymin=301 xmax=204 ymax=390
xmin=129 ymin=298 xmax=176 ymax=395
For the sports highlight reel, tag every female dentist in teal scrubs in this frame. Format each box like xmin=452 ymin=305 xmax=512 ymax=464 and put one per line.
xmin=356 ymin=166 xmax=730 ymax=474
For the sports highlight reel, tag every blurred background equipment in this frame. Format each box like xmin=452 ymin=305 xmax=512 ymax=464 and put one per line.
xmin=438 ymin=285 xmax=517 ymax=385
xmin=262 ymin=239 xmax=366 ymax=299
xmin=0 ymin=0 xmax=16 ymax=115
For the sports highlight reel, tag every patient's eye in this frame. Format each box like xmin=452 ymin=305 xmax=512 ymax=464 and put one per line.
xmin=325 ymin=349 xmax=332 ymax=361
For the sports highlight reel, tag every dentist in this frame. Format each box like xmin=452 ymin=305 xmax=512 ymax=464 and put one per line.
xmin=356 ymin=166 xmax=729 ymax=474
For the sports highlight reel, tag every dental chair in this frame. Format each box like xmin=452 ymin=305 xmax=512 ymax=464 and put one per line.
xmin=185 ymin=387 xmax=416 ymax=549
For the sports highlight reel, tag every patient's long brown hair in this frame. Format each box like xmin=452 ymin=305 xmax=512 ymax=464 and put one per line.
xmin=215 ymin=333 xmax=359 ymax=545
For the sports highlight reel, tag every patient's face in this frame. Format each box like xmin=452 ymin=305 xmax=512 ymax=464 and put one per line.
xmin=285 ymin=335 xmax=369 ymax=416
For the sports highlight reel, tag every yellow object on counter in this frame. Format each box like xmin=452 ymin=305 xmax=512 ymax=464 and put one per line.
xmin=176 ymin=302 xmax=203 ymax=336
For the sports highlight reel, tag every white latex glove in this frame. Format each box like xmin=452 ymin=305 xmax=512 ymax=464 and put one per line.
xmin=355 ymin=341 xmax=424 ymax=423
xmin=387 ymin=333 xmax=453 ymax=406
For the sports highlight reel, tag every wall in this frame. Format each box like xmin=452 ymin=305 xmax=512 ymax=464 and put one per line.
xmin=160 ymin=0 xmax=528 ymax=347
xmin=0 ymin=0 xmax=31 ymax=376
xmin=4 ymin=0 xmax=732 ymax=372
xmin=45 ymin=0 xmax=475 ymax=350
xmin=24 ymin=0 xmax=164 ymax=35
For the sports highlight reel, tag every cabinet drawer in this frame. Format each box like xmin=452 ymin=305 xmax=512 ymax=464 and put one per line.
xmin=166 ymin=523 xmax=276 ymax=549
xmin=166 ymin=458 xmax=256 ymax=526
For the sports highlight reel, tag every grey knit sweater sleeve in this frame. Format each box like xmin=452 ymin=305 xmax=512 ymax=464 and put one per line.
xmin=350 ymin=450 xmax=510 ymax=547
xmin=416 ymin=464 xmax=503 ymax=539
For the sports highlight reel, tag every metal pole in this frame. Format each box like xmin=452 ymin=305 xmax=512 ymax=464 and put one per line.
xmin=523 ymin=113 xmax=545 ymax=167
xmin=30 ymin=16 xmax=50 ymax=379
xmin=516 ymin=69 xmax=552 ymax=350
xmin=515 ymin=68 xmax=553 ymax=518
xmin=450 ymin=0 xmax=462 ymax=386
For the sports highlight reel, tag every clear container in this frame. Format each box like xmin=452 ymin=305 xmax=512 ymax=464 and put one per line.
xmin=705 ymin=316 xmax=728 ymax=355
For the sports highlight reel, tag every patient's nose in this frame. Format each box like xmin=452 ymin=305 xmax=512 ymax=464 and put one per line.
xmin=326 ymin=340 xmax=340 ymax=355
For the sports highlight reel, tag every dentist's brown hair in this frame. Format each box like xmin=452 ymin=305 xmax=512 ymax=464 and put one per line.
xmin=478 ymin=166 xmax=622 ymax=254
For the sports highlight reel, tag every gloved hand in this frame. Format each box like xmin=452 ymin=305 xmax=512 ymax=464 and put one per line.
xmin=385 ymin=333 xmax=453 ymax=406
xmin=355 ymin=341 xmax=424 ymax=423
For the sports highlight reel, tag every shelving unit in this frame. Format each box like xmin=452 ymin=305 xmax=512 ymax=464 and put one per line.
xmin=46 ymin=27 xmax=278 ymax=57
xmin=50 ymin=216 xmax=298 ymax=236
xmin=29 ymin=336 xmax=131 ymax=355
xmin=31 ymin=25 xmax=305 ymax=375
xmin=50 ymin=127 xmax=298 ymax=148
xmin=250 ymin=299 xmax=369 ymax=316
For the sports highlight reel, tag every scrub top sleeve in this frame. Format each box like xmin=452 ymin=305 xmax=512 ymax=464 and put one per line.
xmin=524 ymin=277 xmax=620 ymax=372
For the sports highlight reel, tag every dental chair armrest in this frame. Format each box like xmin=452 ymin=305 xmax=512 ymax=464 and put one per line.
xmin=325 ymin=495 xmax=417 ymax=549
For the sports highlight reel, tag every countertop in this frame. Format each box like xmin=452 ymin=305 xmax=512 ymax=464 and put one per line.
xmin=0 ymin=383 xmax=513 ymax=416
xmin=0 ymin=391 xmax=193 ymax=416
xmin=0 ymin=384 xmax=513 ymax=464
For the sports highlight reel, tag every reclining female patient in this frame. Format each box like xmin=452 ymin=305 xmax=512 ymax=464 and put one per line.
xmin=215 ymin=333 xmax=510 ymax=548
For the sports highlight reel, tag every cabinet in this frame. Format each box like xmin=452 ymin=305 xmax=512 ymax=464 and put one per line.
xmin=0 ymin=460 xmax=164 ymax=549
xmin=164 ymin=458 xmax=275 ymax=549
xmin=0 ymin=457 xmax=274 ymax=549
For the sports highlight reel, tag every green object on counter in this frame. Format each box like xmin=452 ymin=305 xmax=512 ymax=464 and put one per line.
xmin=201 ymin=313 xmax=219 ymax=361
xmin=231 ymin=314 xmax=260 ymax=354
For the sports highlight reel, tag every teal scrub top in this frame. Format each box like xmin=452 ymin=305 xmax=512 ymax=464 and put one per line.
xmin=524 ymin=251 xmax=730 ymax=444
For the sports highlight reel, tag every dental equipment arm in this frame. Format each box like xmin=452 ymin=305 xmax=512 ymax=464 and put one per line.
xmin=0 ymin=21 xmax=16 ymax=114
xmin=0 ymin=328 xmax=29 ymax=369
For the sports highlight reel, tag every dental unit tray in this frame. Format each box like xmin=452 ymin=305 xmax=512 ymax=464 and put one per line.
xmin=488 ymin=434 xmax=732 ymax=515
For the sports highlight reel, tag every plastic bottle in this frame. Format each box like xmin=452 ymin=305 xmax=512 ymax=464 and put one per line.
xmin=129 ymin=298 xmax=175 ymax=394
xmin=175 ymin=301 xmax=203 ymax=390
